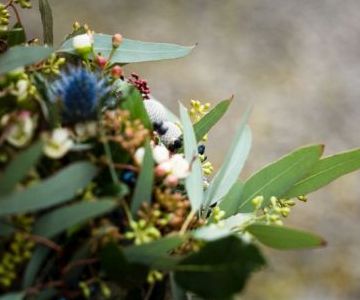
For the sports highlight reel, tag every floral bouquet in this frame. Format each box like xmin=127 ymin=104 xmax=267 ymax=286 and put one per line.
xmin=1 ymin=1 xmax=360 ymax=300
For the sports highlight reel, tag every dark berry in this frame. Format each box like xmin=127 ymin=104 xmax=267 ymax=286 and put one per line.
xmin=121 ymin=170 xmax=136 ymax=185
xmin=157 ymin=123 xmax=168 ymax=135
xmin=198 ymin=144 xmax=205 ymax=155
xmin=173 ymin=139 xmax=182 ymax=149
xmin=153 ymin=121 xmax=163 ymax=130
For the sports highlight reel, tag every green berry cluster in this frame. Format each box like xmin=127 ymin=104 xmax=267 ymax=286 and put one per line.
xmin=0 ymin=4 xmax=10 ymax=31
xmin=14 ymin=0 xmax=32 ymax=9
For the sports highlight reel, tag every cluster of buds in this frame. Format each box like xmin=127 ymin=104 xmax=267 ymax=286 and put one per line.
xmin=102 ymin=109 xmax=149 ymax=153
xmin=91 ymin=219 xmax=121 ymax=248
xmin=128 ymin=73 xmax=151 ymax=99
xmin=14 ymin=0 xmax=32 ymax=9
xmin=190 ymin=100 xmax=211 ymax=141
xmin=0 ymin=4 xmax=10 ymax=31
xmin=8 ymin=73 xmax=37 ymax=102
xmin=211 ymin=206 xmax=226 ymax=224
xmin=0 ymin=215 xmax=34 ymax=288
xmin=41 ymin=53 xmax=66 ymax=75
xmin=1 ymin=111 xmax=37 ymax=148
xmin=124 ymin=219 xmax=161 ymax=245
xmin=147 ymin=270 xmax=163 ymax=284
xmin=79 ymin=280 xmax=111 ymax=299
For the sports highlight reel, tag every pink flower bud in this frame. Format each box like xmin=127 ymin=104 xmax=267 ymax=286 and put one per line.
xmin=95 ymin=55 xmax=107 ymax=69
xmin=111 ymin=65 xmax=123 ymax=78
xmin=112 ymin=33 xmax=123 ymax=48
xmin=164 ymin=174 xmax=179 ymax=187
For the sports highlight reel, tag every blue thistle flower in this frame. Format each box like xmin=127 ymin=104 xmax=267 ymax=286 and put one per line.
xmin=51 ymin=67 xmax=110 ymax=123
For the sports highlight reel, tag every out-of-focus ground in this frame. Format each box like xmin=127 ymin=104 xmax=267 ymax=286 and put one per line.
xmin=20 ymin=1 xmax=360 ymax=299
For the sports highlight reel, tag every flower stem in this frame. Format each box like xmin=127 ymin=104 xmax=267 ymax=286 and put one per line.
xmin=179 ymin=210 xmax=196 ymax=235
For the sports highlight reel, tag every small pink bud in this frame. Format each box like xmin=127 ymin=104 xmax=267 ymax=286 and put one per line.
xmin=111 ymin=65 xmax=123 ymax=78
xmin=95 ymin=55 xmax=107 ymax=69
xmin=164 ymin=174 xmax=178 ymax=187
xmin=155 ymin=161 xmax=172 ymax=177
xmin=112 ymin=33 xmax=123 ymax=48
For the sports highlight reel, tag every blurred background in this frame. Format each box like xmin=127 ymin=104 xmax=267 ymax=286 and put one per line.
xmin=20 ymin=1 xmax=360 ymax=299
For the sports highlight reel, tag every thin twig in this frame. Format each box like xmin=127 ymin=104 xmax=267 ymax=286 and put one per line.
xmin=62 ymin=258 xmax=98 ymax=275
xmin=27 ymin=234 xmax=62 ymax=253
xmin=179 ymin=210 xmax=196 ymax=235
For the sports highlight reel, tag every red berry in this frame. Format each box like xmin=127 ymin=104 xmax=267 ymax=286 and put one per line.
xmin=111 ymin=65 xmax=123 ymax=78
xmin=96 ymin=55 xmax=107 ymax=69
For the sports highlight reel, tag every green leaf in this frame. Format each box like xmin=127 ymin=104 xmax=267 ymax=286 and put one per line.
xmin=170 ymin=272 xmax=187 ymax=300
xmin=124 ymin=235 xmax=184 ymax=269
xmin=238 ymin=145 xmax=324 ymax=213
xmin=131 ymin=141 xmax=154 ymax=216
xmin=246 ymin=224 xmax=326 ymax=250
xmin=0 ymin=46 xmax=53 ymax=75
xmin=174 ymin=236 xmax=265 ymax=299
xmin=218 ymin=181 xmax=244 ymax=218
xmin=0 ymin=141 xmax=43 ymax=195
xmin=0 ymin=161 xmax=97 ymax=216
xmin=101 ymin=243 xmax=148 ymax=288
xmin=39 ymin=0 xmax=53 ymax=45
xmin=6 ymin=23 xmax=26 ymax=46
xmin=0 ymin=292 xmax=24 ymax=300
xmin=180 ymin=103 xmax=203 ymax=212
xmin=33 ymin=200 xmax=117 ymax=238
xmin=285 ymin=148 xmax=360 ymax=198
xmin=205 ymin=108 xmax=252 ymax=208
xmin=22 ymin=246 xmax=50 ymax=288
xmin=59 ymin=34 xmax=194 ymax=63
xmin=0 ymin=219 xmax=14 ymax=236
xmin=193 ymin=98 xmax=232 ymax=142
xmin=120 ymin=88 xmax=152 ymax=129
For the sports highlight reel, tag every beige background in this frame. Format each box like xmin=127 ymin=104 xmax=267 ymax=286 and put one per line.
xmin=19 ymin=1 xmax=360 ymax=299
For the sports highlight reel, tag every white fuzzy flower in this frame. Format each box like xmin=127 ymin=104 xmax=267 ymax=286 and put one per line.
xmin=168 ymin=154 xmax=189 ymax=179
xmin=152 ymin=145 xmax=170 ymax=164
xmin=43 ymin=128 xmax=73 ymax=159
xmin=160 ymin=121 xmax=182 ymax=147
xmin=73 ymin=33 xmax=93 ymax=55
xmin=5 ymin=111 xmax=36 ymax=148
xmin=143 ymin=99 xmax=167 ymax=124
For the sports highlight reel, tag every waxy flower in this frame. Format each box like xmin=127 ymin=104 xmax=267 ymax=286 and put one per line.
xmin=3 ymin=111 xmax=37 ymax=148
xmin=72 ymin=33 xmax=93 ymax=56
xmin=43 ymin=128 xmax=73 ymax=159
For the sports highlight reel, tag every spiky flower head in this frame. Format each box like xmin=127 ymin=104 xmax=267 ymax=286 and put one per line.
xmin=51 ymin=67 xmax=110 ymax=123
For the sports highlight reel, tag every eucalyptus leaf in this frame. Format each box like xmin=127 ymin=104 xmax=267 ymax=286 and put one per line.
xmin=131 ymin=141 xmax=154 ymax=216
xmin=180 ymin=103 xmax=203 ymax=212
xmin=217 ymin=181 xmax=244 ymax=219
xmin=0 ymin=219 xmax=14 ymax=236
xmin=193 ymin=98 xmax=232 ymax=142
xmin=0 ymin=292 xmax=24 ymax=300
xmin=33 ymin=200 xmax=117 ymax=238
xmin=246 ymin=224 xmax=326 ymax=250
xmin=238 ymin=145 xmax=324 ymax=213
xmin=0 ymin=161 xmax=97 ymax=216
xmin=0 ymin=141 xmax=43 ymax=195
xmin=6 ymin=23 xmax=26 ymax=46
xmin=205 ymin=107 xmax=252 ymax=208
xmin=39 ymin=0 xmax=53 ymax=45
xmin=0 ymin=46 xmax=53 ymax=75
xmin=22 ymin=246 xmax=50 ymax=288
xmin=171 ymin=272 xmax=188 ymax=300
xmin=174 ymin=236 xmax=265 ymax=299
xmin=285 ymin=148 xmax=360 ymax=198
xmin=59 ymin=34 xmax=195 ymax=63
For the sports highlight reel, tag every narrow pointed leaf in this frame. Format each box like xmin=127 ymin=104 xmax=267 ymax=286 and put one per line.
xmin=193 ymin=98 xmax=232 ymax=142
xmin=131 ymin=142 xmax=154 ymax=216
xmin=205 ymin=107 xmax=252 ymax=207
xmin=180 ymin=103 xmax=203 ymax=211
xmin=39 ymin=0 xmax=53 ymax=45
xmin=0 ymin=46 xmax=53 ymax=75
xmin=22 ymin=246 xmax=50 ymax=288
xmin=238 ymin=145 xmax=324 ymax=213
xmin=246 ymin=224 xmax=326 ymax=250
xmin=0 ymin=141 xmax=43 ymax=195
xmin=285 ymin=148 xmax=360 ymax=198
xmin=0 ymin=292 xmax=24 ymax=300
xmin=0 ymin=162 xmax=97 ymax=216
xmin=59 ymin=34 xmax=194 ymax=63
xmin=218 ymin=181 xmax=244 ymax=218
xmin=33 ymin=200 xmax=117 ymax=238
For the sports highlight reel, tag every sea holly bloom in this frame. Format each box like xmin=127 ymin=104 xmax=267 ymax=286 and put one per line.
xmin=72 ymin=33 xmax=93 ymax=56
xmin=51 ymin=67 xmax=110 ymax=123
xmin=2 ymin=111 xmax=37 ymax=148
xmin=42 ymin=128 xmax=74 ymax=159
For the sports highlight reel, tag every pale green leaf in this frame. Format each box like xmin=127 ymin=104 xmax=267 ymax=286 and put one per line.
xmin=59 ymin=34 xmax=194 ymax=63
xmin=0 ymin=162 xmax=97 ymax=216
xmin=131 ymin=141 xmax=154 ymax=216
xmin=238 ymin=145 xmax=324 ymax=213
xmin=33 ymin=200 xmax=117 ymax=238
xmin=246 ymin=224 xmax=326 ymax=250
xmin=0 ymin=292 xmax=24 ymax=300
xmin=180 ymin=103 xmax=203 ymax=212
xmin=285 ymin=148 xmax=360 ymax=198
xmin=0 ymin=46 xmax=53 ymax=75
xmin=39 ymin=0 xmax=53 ymax=45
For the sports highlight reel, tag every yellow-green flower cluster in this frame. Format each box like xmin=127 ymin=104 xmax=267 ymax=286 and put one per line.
xmin=0 ymin=215 xmax=34 ymax=289
xmin=201 ymin=159 xmax=214 ymax=176
xmin=212 ymin=206 xmax=226 ymax=224
xmin=14 ymin=0 xmax=32 ymax=9
xmin=0 ymin=4 xmax=10 ymax=31
xmin=189 ymin=100 xmax=211 ymax=123
xmin=147 ymin=270 xmax=163 ymax=284
xmin=41 ymin=54 xmax=66 ymax=75
xmin=124 ymin=220 xmax=161 ymax=245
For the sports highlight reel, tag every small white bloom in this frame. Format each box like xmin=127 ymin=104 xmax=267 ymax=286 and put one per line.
xmin=74 ymin=121 xmax=98 ymax=142
xmin=152 ymin=145 xmax=170 ymax=164
xmin=43 ymin=128 xmax=73 ymax=159
xmin=5 ymin=111 xmax=36 ymax=148
xmin=134 ymin=147 xmax=145 ymax=165
xmin=72 ymin=33 xmax=93 ymax=55
xmin=169 ymin=154 xmax=189 ymax=179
